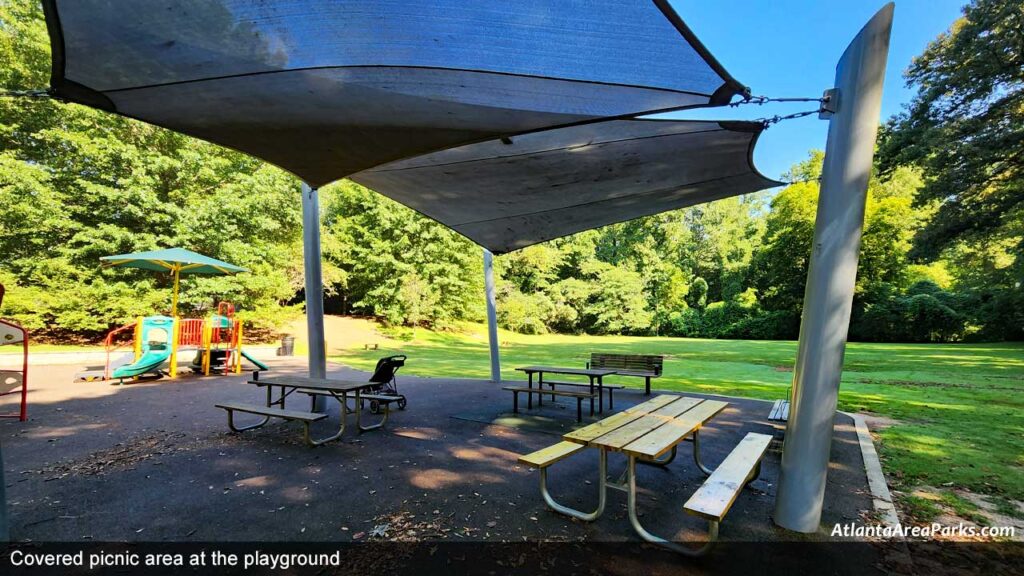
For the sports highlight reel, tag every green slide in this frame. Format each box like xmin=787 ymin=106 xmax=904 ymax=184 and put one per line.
xmin=240 ymin=350 xmax=269 ymax=371
xmin=112 ymin=348 xmax=170 ymax=379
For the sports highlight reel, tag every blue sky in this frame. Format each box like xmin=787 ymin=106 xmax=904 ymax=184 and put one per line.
xmin=667 ymin=1 xmax=966 ymax=181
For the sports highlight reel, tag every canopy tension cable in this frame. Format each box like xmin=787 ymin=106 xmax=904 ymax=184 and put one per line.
xmin=732 ymin=92 xmax=835 ymax=129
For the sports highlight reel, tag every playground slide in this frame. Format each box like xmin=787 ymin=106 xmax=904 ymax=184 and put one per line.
xmin=240 ymin=350 xmax=269 ymax=371
xmin=112 ymin=348 xmax=170 ymax=379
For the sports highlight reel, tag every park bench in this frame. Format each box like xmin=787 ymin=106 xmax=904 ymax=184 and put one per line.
xmin=768 ymin=399 xmax=790 ymax=422
xmin=541 ymin=380 xmax=625 ymax=409
xmin=503 ymin=386 xmax=594 ymax=422
xmin=215 ymin=401 xmax=326 ymax=445
xmin=588 ymin=353 xmax=663 ymax=395
xmin=683 ymin=432 xmax=773 ymax=544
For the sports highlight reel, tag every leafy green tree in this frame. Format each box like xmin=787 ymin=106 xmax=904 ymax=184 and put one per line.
xmin=321 ymin=181 xmax=483 ymax=328
xmin=0 ymin=0 xmax=305 ymax=335
xmin=879 ymin=0 xmax=1023 ymax=262
xmin=581 ymin=262 xmax=652 ymax=335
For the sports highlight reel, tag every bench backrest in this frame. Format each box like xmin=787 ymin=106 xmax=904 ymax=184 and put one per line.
xmin=590 ymin=353 xmax=663 ymax=376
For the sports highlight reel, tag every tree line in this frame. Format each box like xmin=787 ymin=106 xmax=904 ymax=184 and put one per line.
xmin=0 ymin=0 xmax=1020 ymax=342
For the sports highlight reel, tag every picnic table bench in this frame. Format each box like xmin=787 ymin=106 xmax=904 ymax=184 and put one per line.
xmin=214 ymin=374 xmax=391 ymax=446
xmin=511 ymin=366 xmax=616 ymax=420
xmin=517 ymin=394 xmax=772 ymax=556
xmin=588 ymin=353 xmax=664 ymax=395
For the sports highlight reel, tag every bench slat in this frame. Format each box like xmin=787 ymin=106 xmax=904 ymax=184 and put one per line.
xmin=360 ymin=394 xmax=401 ymax=402
xmin=684 ymin=433 xmax=773 ymax=521
xmin=502 ymin=386 xmax=595 ymax=399
xmin=518 ymin=441 xmax=586 ymax=468
xmin=543 ymin=380 xmax=624 ymax=389
xmin=622 ymin=400 xmax=727 ymax=458
xmin=563 ymin=395 xmax=683 ymax=444
xmin=590 ymin=353 xmax=663 ymax=377
xmin=214 ymin=402 xmax=327 ymax=423
xmin=295 ymin=388 xmax=399 ymax=403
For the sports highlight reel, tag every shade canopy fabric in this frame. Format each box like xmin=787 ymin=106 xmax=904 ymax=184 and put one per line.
xmin=354 ymin=119 xmax=780 ymax=253
xmin=44 ymin=0 xmax=779 ymax=253
xmin=43 ymin=0 xmax=748 ymax=188
xmin=100 ymin=248 xmax=248 ymax=275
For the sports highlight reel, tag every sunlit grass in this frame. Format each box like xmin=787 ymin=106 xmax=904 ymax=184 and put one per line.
xmin=332 ymin=321 xmax=1024 ymax=503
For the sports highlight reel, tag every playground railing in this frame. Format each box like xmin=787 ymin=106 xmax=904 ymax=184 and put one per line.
xmin=178 ymin=318 xmax=205 ymax=348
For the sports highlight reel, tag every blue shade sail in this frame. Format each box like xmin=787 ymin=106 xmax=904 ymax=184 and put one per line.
xmin=353 ymin=119 xmax=781 ymax=253
xmin=42 ymin=0 xmax=748 ymax=187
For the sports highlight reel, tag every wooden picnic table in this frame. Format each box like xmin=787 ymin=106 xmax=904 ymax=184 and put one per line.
xmin=526 ymin=395 xmax=728 ymax=550
xmin=245 ymin=374 xmax=388 ymax=444
xmin=514 ymin=365 xmax=617 ymax=415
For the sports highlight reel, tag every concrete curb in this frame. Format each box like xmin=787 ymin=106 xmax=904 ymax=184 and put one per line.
xmin=846 ymin=411 xmax=903 ymax=531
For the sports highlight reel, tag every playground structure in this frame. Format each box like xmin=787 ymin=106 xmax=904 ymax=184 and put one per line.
xmin=0 ymin=284 xmax=29 ymax=421
xmin=84 ymin=301 xmax=267 ymax=383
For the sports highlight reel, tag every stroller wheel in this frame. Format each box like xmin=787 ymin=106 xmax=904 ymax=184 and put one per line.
xmin=369 ymin=400 xmax=381 ymax=414
xmin=398 ymin=396 xmax=407 ymax=410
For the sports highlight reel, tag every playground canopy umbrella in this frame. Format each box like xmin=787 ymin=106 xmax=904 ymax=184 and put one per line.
xmin=99 ymin=248 xmax=248 ymax=317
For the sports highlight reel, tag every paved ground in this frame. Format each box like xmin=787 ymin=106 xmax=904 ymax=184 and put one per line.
xmin=1 ymin=358 xmax=880 ymax=573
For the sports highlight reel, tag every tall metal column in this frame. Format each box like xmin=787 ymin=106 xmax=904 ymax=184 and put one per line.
xmin=483 ymin=249 xmax=501 ymax=382
xmin=774 ymin=3 xmax=893 ymax=533
xmin=302 ymin=183 xmax=327 ymax=411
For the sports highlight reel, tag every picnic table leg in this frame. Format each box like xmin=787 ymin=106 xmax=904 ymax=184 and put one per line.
xmin=527 ymin=372 xmax=533 ymax=410
xmin=538 ymin=372 xmax=543 ymax=407
xmin=225 ymin=408 xmax=271 ymax=432
xmin=691 ymin=429 xmax=714 ymax=476
xmin=304 ymin=391 xmax=348 ymax=446
xmin=357 ymin=389 xmax=389 ymax=432
xmin=540 ymin=448 xmax=607 ymax=521
xmin=588 ymin=377 xmax=595 ymax=416
xmin=598 ymin=376 xmax=604 ymax=413
xmin=645 ymin=376 xmax=651 ymax=396
xmin=626 ymin=454 xmax=718 ymax=556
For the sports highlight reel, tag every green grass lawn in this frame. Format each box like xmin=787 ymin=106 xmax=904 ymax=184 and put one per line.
xmin=333 ymin=323 xmax=1024 ymax=520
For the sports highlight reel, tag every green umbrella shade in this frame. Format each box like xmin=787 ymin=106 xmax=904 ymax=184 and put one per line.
xmin=100 ymin=248 xmax=248 ymax=275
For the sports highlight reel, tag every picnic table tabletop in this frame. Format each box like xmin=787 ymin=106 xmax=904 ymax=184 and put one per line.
xmin=246 ymin=375 xmax=376 ymax=393
xmin=565 ymin=395 xmax=728 ymax=459
xmin=515 ymin=365 xmax=617 ymax=377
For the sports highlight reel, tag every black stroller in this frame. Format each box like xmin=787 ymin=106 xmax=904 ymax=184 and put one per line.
xmin=366 ymin=355 xmax=407 ymax=413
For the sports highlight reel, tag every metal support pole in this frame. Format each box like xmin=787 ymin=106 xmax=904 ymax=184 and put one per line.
xmin=775 ymin=4 xmax=893 ymax=533
xmin=483 ymin=249 xmax=501 ymax=382
xmin=302 ymin=183 xmax=327 ymax=411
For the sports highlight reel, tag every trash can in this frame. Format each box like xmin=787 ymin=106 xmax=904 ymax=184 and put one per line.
xmin=279 ymin=335 xmax=295 ymax=357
